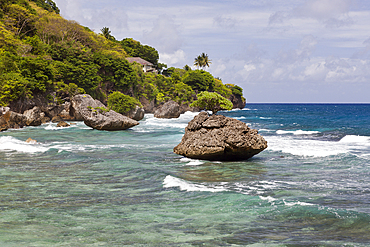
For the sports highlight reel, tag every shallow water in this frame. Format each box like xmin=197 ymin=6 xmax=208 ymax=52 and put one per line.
xmin=0 ymin=105 xmax=369 ymax=246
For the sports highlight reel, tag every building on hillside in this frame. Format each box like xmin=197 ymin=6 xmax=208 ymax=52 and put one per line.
xmin=126 ymin=57 xmax=157 ymax=73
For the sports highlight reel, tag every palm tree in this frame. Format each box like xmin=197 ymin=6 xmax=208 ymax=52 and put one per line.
xmin=194 ymin=55 xmax=204 ymax=69
xmin=101 ymin=27 xmax=112 ymax=40
xmin=201 ymin=53 xmax=211 ymax=69
xmin=194 ymin=53 xmax=211 ymax=70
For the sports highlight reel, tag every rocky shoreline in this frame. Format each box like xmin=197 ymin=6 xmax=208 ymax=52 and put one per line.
xmin=0 ymin=94 xmax=268 ymax=160
xmin=1 ymin=93 xmax=245 ymax=132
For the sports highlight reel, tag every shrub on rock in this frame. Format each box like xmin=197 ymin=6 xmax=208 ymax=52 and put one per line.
xmin=190 ymin=91 xmax=233 ymax=115
xmin=107 ymin=91 xmax=142 ymax=115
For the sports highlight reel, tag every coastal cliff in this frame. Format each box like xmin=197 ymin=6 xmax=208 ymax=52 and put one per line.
xmin=0 ymin=0 xmax=246 ymax=130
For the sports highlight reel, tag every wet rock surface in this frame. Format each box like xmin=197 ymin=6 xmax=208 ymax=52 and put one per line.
xmin=174 ymin=112 xmax=267 ymax=161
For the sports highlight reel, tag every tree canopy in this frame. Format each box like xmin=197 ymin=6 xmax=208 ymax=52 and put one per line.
xmin=190 ymin=91 xmax=233 ymax=115
xmin=183 ymin=70 xmax=215 ymax=92
xmin=194 ymin=53 xmax=211 ymax=70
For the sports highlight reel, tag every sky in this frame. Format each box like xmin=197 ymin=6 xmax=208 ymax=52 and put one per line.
xmin=53 ymin=0 xmax=370 ymax=103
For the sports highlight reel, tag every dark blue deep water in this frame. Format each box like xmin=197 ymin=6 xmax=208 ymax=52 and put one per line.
xmin=0 ymin=104 xmax=369 ymax=246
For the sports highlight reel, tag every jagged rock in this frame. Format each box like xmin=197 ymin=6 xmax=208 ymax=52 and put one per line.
xmin=41 ymin=116 xmax=51 ymax=124
xmin=0 ymin=107 xmax=10 ymax=116
xmin=140 ymin=96 xmax=156 ymax=113
xmin=26 ymin=138 xmax=37 ymax=144
xmin=0 ymin=110 xmax=26 ymax=131
xmin=126 ymin=106 xmax=145 ymax=121
xmin=154 ymin=100 xmax=181 ymax=119
xmin=58 ymin=102 xmax=80 ymax=121
xmin=56 ymin=121 xmax=70 ymax=127
xmin=72 ymin=94 xmax=139 ymax=130
xmin=174 ymin=112 xmax=267 ymax=161
xmin=8 ymin=97 xmax=36 ymax=114
xmin=45 ymin=105 xmax=64 ymax=118
xmin=51 ymin=116 xmax=63 ymax=123
xmin=229 ymin=94 xmax=246 ymax=109
xmin=23 ymin=106 xmax=43 ymax=126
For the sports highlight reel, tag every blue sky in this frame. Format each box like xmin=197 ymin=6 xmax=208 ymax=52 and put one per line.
xmin=53 ymin=0 xmax=370 ymax=103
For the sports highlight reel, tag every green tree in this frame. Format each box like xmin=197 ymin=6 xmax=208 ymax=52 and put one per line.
xmin=30 ymin=0 xmax=60 ymax=14
xmin=190 ymin=91 xmax=233 ymax=115
xmin=183 ymin=64 xmax=192 ymax=71
xmin=120 ymin=38 xmax=159 ymax=67
xmin=214 ymin=78 xmax=232 ymax=98
xmin=194 ymin=55 xmax=203 ymax=69
xmin=194 ymin=53 xmax=211 ymax=70
xmin=200 ymin=52 xmax=211 ymax=69
xmin=101 ymin=27 xmax=114 ymax=41
xmin=226 ymin=84 xmax=243 ymax=97
xmin=183 ymin=70 xmax=215 ymax=92
xmin=107 ymin=91 xmax=142 ymax=115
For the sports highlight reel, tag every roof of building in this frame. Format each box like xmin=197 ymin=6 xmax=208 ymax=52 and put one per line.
xmin=126 ymin=57 xmax=153 ymax=66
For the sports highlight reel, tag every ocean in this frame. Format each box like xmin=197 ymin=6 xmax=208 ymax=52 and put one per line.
xmin=0 ymin=104 xmax=369 ymax=246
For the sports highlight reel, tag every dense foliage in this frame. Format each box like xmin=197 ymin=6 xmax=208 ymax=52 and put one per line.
xmin=0 ymin=0 xmax=245 ymax=112
xmin=107 ymin=91 xmax=142 ymax=115
xmin=190 ymin=91 xmax=233 ymax=115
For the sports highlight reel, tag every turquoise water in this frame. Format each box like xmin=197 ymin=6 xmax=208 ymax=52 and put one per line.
xmin=0 ymin=104 xmax=370 ymax=246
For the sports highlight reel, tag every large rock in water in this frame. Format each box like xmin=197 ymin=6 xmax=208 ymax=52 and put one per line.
xmin=154 ymin=100 xmax=180 ymax=118
xmin=174 ymin=112 xmax=267 ymax=161
xmin=72 ymin=94 xmax=139 ymax=130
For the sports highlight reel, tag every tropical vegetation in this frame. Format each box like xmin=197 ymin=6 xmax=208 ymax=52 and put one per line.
xmin=194 ymin=53 xmax=211 ymax=70
xmin=190 ymin=91 xmax=233 ymax=115
xmin=0 ymin=0 xmax=245 ymax=113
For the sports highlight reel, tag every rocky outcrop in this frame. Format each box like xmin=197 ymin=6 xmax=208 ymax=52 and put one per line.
xmin=229 ymin=94 xmax=246 ymax=109
xmin=26 ymin=138 xmax=37 ymax=144
xmin=0 ymin=108 xmax=26 ymax=131
xmin=23 ymin=106 xmax=43 ymax=126
xmin=154 ymin=100 xmax=181 ymax=119
xmin=57 ymin=102 xmax=75 ymax=121
xmin=174 ymin=112 xmax=267 ymax=161
xmin=125 ymin=106 xmax=145 ymax=121
xmin=51 ymin=116 xmax=63 ymax=123
xmin=72 ymin=94 xmax=139 ymax=130
xmin=56 ymin=121 xmax=70 ymax=127
xmin=140 ymin=96 xmax=156 ymax=113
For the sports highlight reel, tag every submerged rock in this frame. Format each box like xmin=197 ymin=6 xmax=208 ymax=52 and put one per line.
xmin=51 ymin=116 xmax=63 ymax=123
xmin=72 ymin=94 xmax=139 ymax=131
xmin=26 ymin=138 xmax=37 ymax=144
xmin=154 ymin=100 xmax=180 ymax=119
xmin=174 ymin=112 xmax=267 ymax=161
xmin=56 ymin=121 xmax=70 ymax=128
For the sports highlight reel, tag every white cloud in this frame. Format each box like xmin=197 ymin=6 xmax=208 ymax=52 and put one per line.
xmin=142 ymin=15 xmax=183 ymax=54
xmin=159 ymin=50 xmax=187 ymax=68
xmin=294 ymin=0 xmax=353 ymax=20
xmin=213 ymin=15 xmax=238 ymax=29
xmin=269 ymin=0 xmax=355 ymax=28
xmin=54 ymin=0 xmax=128 ymax=35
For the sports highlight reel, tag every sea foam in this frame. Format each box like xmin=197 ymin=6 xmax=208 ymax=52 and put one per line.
xmin=180 ymin=157 xmax=204 ymax=166
xmin=266 ymin=134 xmax=370 ymax=157
xmin=163 ymin=175 xmax=228 ymax=192
xmin=0 ymin=136 xmax=49 ymax=153
xmin=276 ymin=130 xmax=320 ymax=135
xmin=136 ymin=111 xmax=198 ymax=130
